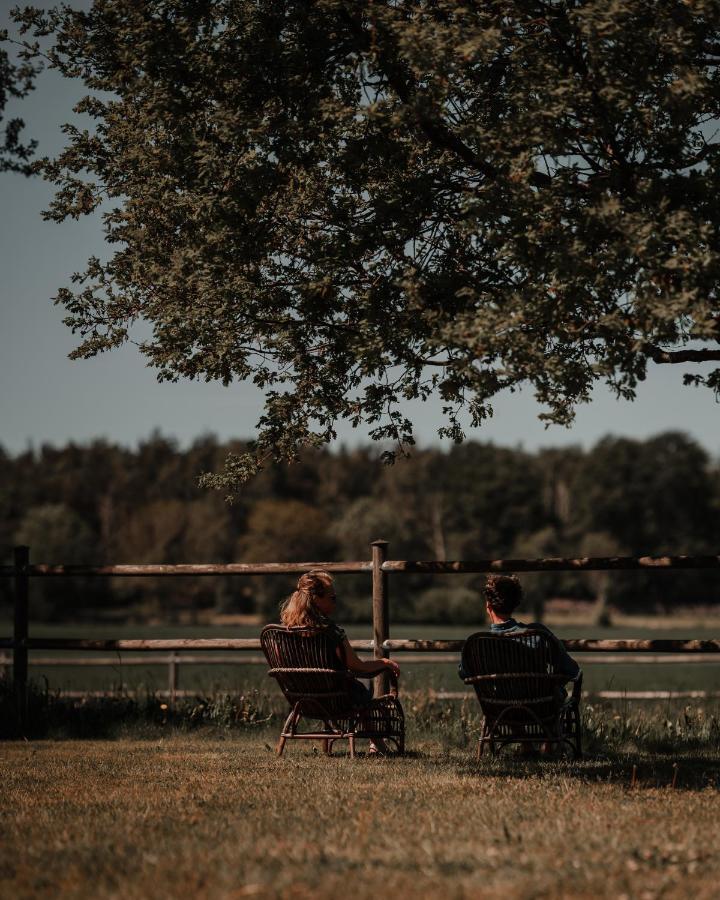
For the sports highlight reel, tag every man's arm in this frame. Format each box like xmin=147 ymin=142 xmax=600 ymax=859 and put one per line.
xmin=533 ymin=625 xmax=579 ymax=679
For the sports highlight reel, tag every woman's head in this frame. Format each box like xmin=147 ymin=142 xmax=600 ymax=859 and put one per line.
xmin=280 ymin=570 xmax=335 ymax=627
xmin=484 ymin=574 xmax=522 ymax=618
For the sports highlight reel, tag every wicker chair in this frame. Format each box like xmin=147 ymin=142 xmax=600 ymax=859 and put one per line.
xmin=460 ymin=631 xmax=583 ymax=760
xmin=261 ymin=624 xmax=405 ymax=758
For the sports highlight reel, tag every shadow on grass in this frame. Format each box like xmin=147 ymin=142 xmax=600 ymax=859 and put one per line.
xmin=448 ymin=750 xmax=720 ymax=790
xmin=444 ymin=748 xmax=720 ymax=791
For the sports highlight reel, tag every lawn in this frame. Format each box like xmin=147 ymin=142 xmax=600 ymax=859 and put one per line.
xmin=2 ymin=732 xmax=720 ymax=899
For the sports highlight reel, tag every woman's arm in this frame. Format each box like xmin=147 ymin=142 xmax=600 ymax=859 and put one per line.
xmin=339 ymin=639 xmax=400 ymax=678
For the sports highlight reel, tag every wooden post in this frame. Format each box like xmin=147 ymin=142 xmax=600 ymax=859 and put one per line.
xmin=371 ymin=540 xmax=389 ymax=697
xmin=168 ymin=652 xmax=178 ymax=706
xmin=13 ymin=546 xmax=29 ymax=733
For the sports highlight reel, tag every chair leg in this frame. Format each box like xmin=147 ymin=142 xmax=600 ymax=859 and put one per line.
xmin=562 ymin=706 xmax=582 ymax=760
xmin=277 ymin=707 xmax=298 ymax=757
xmin=477 ymin=721 xmax=491 ymax=760
xmin=573 ymin=713 xmax=583 ymax=760
xmin=322 ymin=739 xmax=331 ymax=755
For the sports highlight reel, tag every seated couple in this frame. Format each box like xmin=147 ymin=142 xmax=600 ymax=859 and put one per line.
xmin=279 ymin=567 xmax=578 ymax=706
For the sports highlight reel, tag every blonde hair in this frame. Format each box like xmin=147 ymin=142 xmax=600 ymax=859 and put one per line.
xmin=280 ymin=570 xmax=334 ymax=628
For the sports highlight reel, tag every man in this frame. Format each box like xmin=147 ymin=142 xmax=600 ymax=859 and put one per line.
xmin=481 ymin=574 xmax=579 ymax=680
xmin=460 ymin=574 xmax=581 ymax=755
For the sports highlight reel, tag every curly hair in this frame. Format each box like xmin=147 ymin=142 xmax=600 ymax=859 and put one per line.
xmin=484 ymin=574 xmax=522 ymax=617
xmin=279 ymin=570 xmax=334 ymax=627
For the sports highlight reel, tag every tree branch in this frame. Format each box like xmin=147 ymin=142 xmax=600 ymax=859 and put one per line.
xmin=644 ymin=345 xmax=720 ymax=364
xmin=342 ymin=8 xmax=550 ymax=188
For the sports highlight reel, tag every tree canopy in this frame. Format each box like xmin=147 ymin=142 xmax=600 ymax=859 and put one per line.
xmin=0 ymin=25 xmax=38 ymax=174
xmin=12 ymin=1 xmax=720 ymax=489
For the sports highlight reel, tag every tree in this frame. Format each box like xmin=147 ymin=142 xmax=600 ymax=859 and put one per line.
xmin=575 ymin=531 xmax=625 ymax=625
xmin=14 ymin=503 xmax=98 ymax=618
xmin=511 ymin=525 xmax=564 ymax=621
xmin=574 ymin=432 xmax=716 ymax=553
xmin=0 ymin=27 xmax=38 ymax=174
xmin=237 ymin=498 xmax=337 ymax=615
xmin=15 ymin=1 xmax=720 ymax=490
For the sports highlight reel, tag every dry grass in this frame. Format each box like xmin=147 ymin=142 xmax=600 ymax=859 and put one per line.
xmin=2 ymin=734 xmax=720 ymax=900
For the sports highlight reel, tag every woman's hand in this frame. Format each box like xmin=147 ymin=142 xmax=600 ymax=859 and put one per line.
xmin=384 ymin=658 xmax=400 ymax=678
xmin=341 ymin=638 xmax=400 ymax=678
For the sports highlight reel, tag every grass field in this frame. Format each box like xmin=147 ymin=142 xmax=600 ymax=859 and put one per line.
xmin=3 ymin=615 xmax=720 ymax=898
xmin=2 ymin=731 xmax=720 ymax=899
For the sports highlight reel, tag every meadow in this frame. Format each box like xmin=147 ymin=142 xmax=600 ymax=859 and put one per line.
xmin=2 ymin=725 xmax=720 ymax=899
xmin=2 ymin=616 xmax=720 ymax=898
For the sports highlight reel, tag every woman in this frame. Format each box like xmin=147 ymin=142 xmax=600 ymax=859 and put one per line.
xmin=280 ymin=572 xmax=400 ymax=752
xmin=280 ymin=571 xmax=400 ymax=693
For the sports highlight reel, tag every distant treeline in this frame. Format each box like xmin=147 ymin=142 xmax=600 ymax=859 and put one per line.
xmin=1 ymin=431 xmax=719 ymax=623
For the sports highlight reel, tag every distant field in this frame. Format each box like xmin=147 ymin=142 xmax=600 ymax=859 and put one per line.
xmin=2 ymin=734 xmax=720 ymax=899
xmin=1 ymin=620 xmax=720 ymax=696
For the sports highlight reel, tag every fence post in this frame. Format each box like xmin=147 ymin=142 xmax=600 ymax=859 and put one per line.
xmin=13 ymin=545 xmax=29 ymax=733
xmin=168 ymin=652 xmax=178 ymax=706
xmin=371 ymin=539 xmax=389 ymax=697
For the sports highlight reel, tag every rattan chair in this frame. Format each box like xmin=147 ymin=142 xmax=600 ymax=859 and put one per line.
xmin=261 ymin=624 xmax=405 ymax=758
xmin=460 ymin=630 xmax=583 ymax=760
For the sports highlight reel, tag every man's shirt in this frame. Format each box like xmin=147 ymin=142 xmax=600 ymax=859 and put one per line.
xmin=458 ymin=618 xmax=580 ymax=681
xmin=488 ymin=618 xmax=580 ymax=679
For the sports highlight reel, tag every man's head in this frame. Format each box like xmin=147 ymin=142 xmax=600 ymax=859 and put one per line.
xmin=484 ymin=574 xmax=522 ymax=620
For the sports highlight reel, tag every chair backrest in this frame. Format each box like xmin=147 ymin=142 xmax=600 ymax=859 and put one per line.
xmin=260 ymin=624 xmax=353 ymax=719
xmin=460 ymin=631 xmax=565 ymax=720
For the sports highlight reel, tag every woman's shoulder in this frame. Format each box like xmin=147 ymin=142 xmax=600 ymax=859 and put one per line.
xmin=318 ymin=616 xmax=347 ymax=644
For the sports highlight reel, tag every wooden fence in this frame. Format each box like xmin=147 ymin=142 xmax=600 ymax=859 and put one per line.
xmin=2 ymin=651 xmax=719 ymax=707
xmin=3 ymin=543 xmax=720 ymax=725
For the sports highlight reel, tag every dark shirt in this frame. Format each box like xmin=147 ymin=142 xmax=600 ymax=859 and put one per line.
xmin=458 ymin=618 xmax=580 ymax=681
xmin=316 ymin=615 xmax=348 ymax=668
xmin=317 ymin=616 xmax=372 ymax=706
xmin=489 ymin=618 xmax=580 ymax=679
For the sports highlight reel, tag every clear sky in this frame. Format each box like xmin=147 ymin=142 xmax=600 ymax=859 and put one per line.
xmin=2 ymin=2 xmax=719 ymax=459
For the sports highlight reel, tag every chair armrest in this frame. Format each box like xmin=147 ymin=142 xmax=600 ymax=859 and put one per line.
xmin=568 ymin=669 xmax=583 ymax=703
xmin=361 ymin=668 xmax=399 ymax=699
xmin=388 ymin=669 xmax=399 ymax=698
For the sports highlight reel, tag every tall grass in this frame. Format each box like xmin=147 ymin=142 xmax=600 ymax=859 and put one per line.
xmin=0 ymin=675 xmax=279 ymax=740
xmin=3 ymin=675 xmax=720 ymax=758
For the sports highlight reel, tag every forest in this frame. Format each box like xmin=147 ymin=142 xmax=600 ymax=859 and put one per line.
xmin=1 ymin=430 xmax=718 ymax=623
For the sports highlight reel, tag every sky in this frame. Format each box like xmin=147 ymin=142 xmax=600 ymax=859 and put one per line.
xmin=2 ymin=3 xmax=719 ymax=459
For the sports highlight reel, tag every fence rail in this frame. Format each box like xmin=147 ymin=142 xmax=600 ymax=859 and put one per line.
xmin=381 ymin=554 xmax=720 ymax=573
xmin=4 ymin=638 xmax=720 ymax=653
xmin=4 ymin=552 xmax=720 ymax=578
xmin=384 ymin=638 xmax=720 ymax=652
xmin=431 ymin=690 xmax=720 ymax=701
xmin=0 ymin=561 xmax=372 ymax=577
xmin=3 ymin=652 xmax=719 ymax=667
